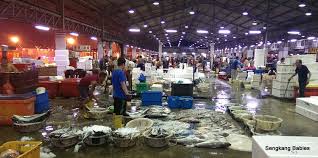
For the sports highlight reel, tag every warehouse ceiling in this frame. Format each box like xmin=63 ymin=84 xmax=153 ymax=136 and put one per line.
xmin=0 ymin=0 xmax=318 ymax=49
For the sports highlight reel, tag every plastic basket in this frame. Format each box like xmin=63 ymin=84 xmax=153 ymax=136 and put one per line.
xmin=34 ymin=91 xmax=50 ymax=114
xmin=179 ymin=96 xmax=193 ymax=109
xmin=0 ymin=141 xmax=41 ymax=158
xmin=136 ymin=83 xmax=149 ymax=94
xmin=168 ymin=96 xmax=181 ymax=109
xmin=141 ymin=91 xmax=162 ymax=102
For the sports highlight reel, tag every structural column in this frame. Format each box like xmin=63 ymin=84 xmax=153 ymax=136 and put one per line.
xmin=55 ymin=32 xmax=69 ymax=76
xmin=132 ymin=47 xmax=137 ymax=59
xmin=97 ymin=41 xmax=104 ymax=60
xmin=209 ymin=43 xmax=215 ymax=70
xmin=158 ymin=41 xmax=163 ymax=58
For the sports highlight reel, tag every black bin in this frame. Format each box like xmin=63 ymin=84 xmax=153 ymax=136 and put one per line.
xmin=171 ymin=83 xmax=193 ymax=96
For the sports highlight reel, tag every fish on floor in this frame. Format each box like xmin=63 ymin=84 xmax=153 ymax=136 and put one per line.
xmin=194 ymin=140 xmax=231 ymax=149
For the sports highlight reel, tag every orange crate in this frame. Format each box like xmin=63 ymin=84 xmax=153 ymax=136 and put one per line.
xmin=0 ymin=97 xmax=35 ymax=125
xmin=0 ymin=141 xmax=41 ymax=158
xmin=59 ymin=78 xmax=80 ymax=97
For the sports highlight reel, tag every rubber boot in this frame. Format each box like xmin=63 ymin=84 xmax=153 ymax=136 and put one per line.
xmin=113 ymin=114 xmax=123 ymax=129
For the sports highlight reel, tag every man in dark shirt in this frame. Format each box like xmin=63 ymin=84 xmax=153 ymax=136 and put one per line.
xmin=289 ymin=59 xmax=311 ymax=97
xmin=230 ymin=56 xmax=240 ymax=82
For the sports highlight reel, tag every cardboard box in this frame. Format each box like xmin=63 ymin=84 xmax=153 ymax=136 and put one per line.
xmin=253 ymin=136 xmax=318 ymax=158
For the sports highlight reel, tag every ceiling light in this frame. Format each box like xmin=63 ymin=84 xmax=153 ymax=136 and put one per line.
xmin=143 ymin=24 xmax=148 ymax=28
xmin=10 ymin=36 xmax=19 ymax=43
xmin=242 ymin=12 xmax=248 ymax=16
xmin=224 ymin=35 xmax=227 ymax=37
xmin=189 ymin=11 xmax=195 ymax=15
xmin=182 ymin=32 xmax=186 ymax=34
xmin=161 ymin=21 xmax=165 ymax=24
xmin=128 ymin=9 xmax=135 ymax=14
xmin=197 ymin=30 xmax=209 ymax=34
xmin=181 ymin=36 xmax=184 ymax=38
xmin=218 ymin=29 xmax=231 ymax=34
xmin=252 ymin=21 xmax=258 ymax=25
xmin=290 ymin=39 xmax=297 ymax=42
xmin=245 ymin=32 xmax=249 ymax=35
xmin=249 ymin=30 xmax=262 ymax=34
xmin=173 ymin=52 xmax=176 ymax=55
xmin=35 ymin=25 xmax=50 ymax=31
xmin=307 ymin=36 xmax=316 ymax=40
xmin=220 ymin=26 xmax=224 ymax=29
xmin=263 ymin=27 xmax=267 ymax=30
xmin=305 ymin=12 xmax=312 ymax=16
xmin=225 ymin=39 xmax=227 ymax=41
xmin=67 ymin=37 xmax=75 ymax=45
xmin=277 ymin=41 xmax=282 ymax=44
xmin=165 ymin=29 xmax=177 ymax=33
xmin=302 ymin=35 xmax=305 ymax=38
xmin=149 ymin=31 xmax=152 ymax=33
xmin=90 ymin=36 xmax=97 ymax=40
xmin=70 ymin=32 xmax=79 ymax=36
xmin=233 ymin=36 xmax=236 ymax=39
xmin=153 ymin=1 xmax=159 ymax=5
xmin=288 ymin=31 xmax=300 ymax=35
xmin=185 ymin=25 xmax=189 ymax=29
xmin=205 ymin=36 xmax=207 ymax=38
xmin=129 ymin=28 xmax=140 ymax=32
xmin=298 ymin=3 xmax=306 ymax=8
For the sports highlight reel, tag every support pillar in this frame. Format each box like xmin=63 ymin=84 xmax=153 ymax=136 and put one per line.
xmin=158 ymin=41 xmax=163 ymax=59
xmin=55 ymin=32 xmax=69 ymax=76
xmin=132 ymin=47 xmax=137 ymax=59
xmin=209 ymin=43 xmax=215 ymax=70
xmin=97 ymin=41 xmax=104 ymax=60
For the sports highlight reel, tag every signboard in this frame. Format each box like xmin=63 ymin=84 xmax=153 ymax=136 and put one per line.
xmin=309 ymin=48 xmax=318 ymax=54
xmin=73 ymin=45 xmax=91 ymax=52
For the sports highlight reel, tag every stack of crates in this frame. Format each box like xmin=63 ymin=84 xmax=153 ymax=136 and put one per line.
xmin=136 ymin=83 xmax=149 ymax=94
xmin=168 ymin=96 xmax=193 ymax=109
xmin=141 ymin=91 xmax=162 ymax=106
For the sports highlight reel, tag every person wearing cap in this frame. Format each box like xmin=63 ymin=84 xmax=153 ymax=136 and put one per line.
xmin=289 ymin=59 xmax=311 ymax=97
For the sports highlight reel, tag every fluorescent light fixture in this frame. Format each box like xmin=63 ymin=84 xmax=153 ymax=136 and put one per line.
xmin=129 ymin=28 xmax=140 ymax=32
xmin=35 ymin=25 xmax=50 ymax=31
xmin=90 ymin=36 xmax=97 ymax=40
xmin=163 ymin=52 xmax=167 ymax=54
xmin=225 ymin=39 xmax=227 ymax=41
xmin=250 ymin=45 xmax=255 ymax=47
xmin=233 ymin=36 xmax=236 ymax=39
xmin=149 ymin=31 xmax=152 ymax=33
xmin=128 ymin=9 xmax=135 ymax=14
xmin=161 ymin=21 xmax=165 ymax=24
xmin=290 ymin=39 xmax=297 ymax=42
xmin=302 ymin=35 xmax=305 ymax=38
xmin=185 ymin=25 xmax=189 ymax=29
xmin=70 ymin=32 xmax=79 ymax=36
xmin=220 ymin=26 xmax=224 ymax=29
xmin=143 ymin=24 xmax=148 ymax=28
xmin=288 ymin=31 xmax=300 ymax=35
xmin=277 ymin=41 xmax=282 ymax=44
xmin=182 ymin=32 xmax=186 ymax=34
xmin=189 ymin=11 xmax=195 ymax=15
xmin=182 ymin=52 xmax=186 ymax=55
xmin=249 ymin=30 xmax=262 ymax=34
xmin=153 ymin=1 xmax=159 ymax=5
xmin=165 ymin=29 xmax=177 ymax=33
xmin=245 ymin=32 xmax=249 ymax=35
xmin=181 ymin=36 xmax=184 ymax=38
xmin=205 ymin=36 xmax=208 ymax=39
xmin=242 ymin=12 xmax=248 ymax=15
xmin=252 ymin=21 xmax=258 ymax=25
xmin=126 ymin=45 xmax=129 ymax=47
xmin=298 ymin=3 xmax=306 ymax=7
xmin=305 ymin=12 xmax=312 ymax=16
xmin=197 ymin=30 xmax=209 ymax=34
xmin=224 ymin=35 xmax=227 ymax=37
xmin=307 ymin=36 xmax=316 ymax=40
xmin=263 ymin=27 xmax=267 ymax=30
xmin=165 ymin=33 xmax=168 ymax=36
xmin=173 ymin=52 xmax=176 ymax=55
xmin=218 ymin=29 xmax=231 ymax=34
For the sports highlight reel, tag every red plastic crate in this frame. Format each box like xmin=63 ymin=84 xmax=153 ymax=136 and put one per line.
xmin=294 ymin=87 xmax=318 ymax=97
xmin=59 ymin=78 xmax=80 ymax=97
xmin=38 ymin=81 xmax=59 ymax=99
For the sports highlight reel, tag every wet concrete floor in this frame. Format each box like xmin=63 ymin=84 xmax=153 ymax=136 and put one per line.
xmin=1 ymin=78 xmax=318 ymax=158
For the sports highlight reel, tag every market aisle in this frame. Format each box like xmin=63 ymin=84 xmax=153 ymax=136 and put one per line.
xmin=1 ymin=78 xmax=318 ymax=158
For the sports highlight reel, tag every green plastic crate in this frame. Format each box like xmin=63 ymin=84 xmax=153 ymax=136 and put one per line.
xmin=136 ymin=83 xmax=149 ymax=94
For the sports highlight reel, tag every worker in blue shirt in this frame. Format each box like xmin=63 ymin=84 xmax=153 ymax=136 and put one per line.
xmin=230 ymin=56 xmax=240 ymax=82
xmin=112 ymin=57 xmax=131 ymax=116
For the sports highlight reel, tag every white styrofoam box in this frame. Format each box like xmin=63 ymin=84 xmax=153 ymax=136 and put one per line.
xmin=275 ymin=73 xmax=296 ymax=82
xmin=151 ymin=84 xmax=163 ymax=92
xmin=271 ymin=88 xmax=294 ymax=98
xmin=251 ymin=81 xmax=260 ymax=88
xmin=237 ymin=71 xmax=248 ymax=77
xmin=252 ymin=136 xmax=318 ymax=158
xmin=296 ymin=98 xmax=318 ymax=113
xmin=55 ymin=60 xmax=70 ymax=66
xmin=54 ymin=55 xmax=69 ymax=61
xmin=296 ymin=105 xmax=318 ymax=121
xmin=276 ymin=64 xmax=295 ymax=73
xmin=55 ymin=50 xmax=69 ymax=56
xmin=272 ymin=79 xmax=296 ymax=91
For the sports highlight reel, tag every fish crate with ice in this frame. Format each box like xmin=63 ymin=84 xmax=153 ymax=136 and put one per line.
xmin=34 ymin=91 xmax=50 ymax=114
xmin=167 ymin=96 xmax=181 ymax=109
xmin=141 ymin=91 xmax=162 ymax=106
xmin=179 ymin=96 xmax=193 ymax=109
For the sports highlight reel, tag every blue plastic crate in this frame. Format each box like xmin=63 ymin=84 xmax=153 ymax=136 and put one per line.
xmin=179 ymin=96 xmax=193 ymax=109
xmin=168 ymin=96 xmax=181 ymax=109
xmin=142 ymin=101 xmax=162 ymax=106
xmin=141 ymin=91 xmax=162 ymax=102
xmin=34 ymin=91 xmax=50 ymax=113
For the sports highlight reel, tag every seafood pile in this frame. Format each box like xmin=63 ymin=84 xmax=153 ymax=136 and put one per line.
xmin=112 ymin=127 xmax=140 ymax=139
xmin=128 ymin=106 xmax=171 ymax=118
xmin=148 ymin=127 xmax=170 ymax=138
xmin=153 ymin=120 xmax=191 ymax=136
xmin=81 ymin=125 xmax=112 ymax=138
